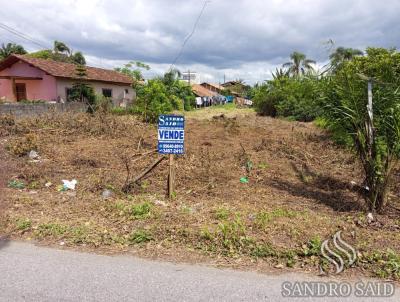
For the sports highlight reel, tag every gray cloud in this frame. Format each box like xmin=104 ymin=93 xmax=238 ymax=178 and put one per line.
xmin=0 ymin=0 xmax=399 ymax=83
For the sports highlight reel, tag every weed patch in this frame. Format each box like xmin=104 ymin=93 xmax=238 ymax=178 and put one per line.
xmin=363 ymin=249 xmax=400 ymax=280
xmin=251 ymin=243 xmax=277 ymax=258
xmin=255 ymin=208 xmax=296 ymax=228
xmin=8 ymin=180 xmax=25 ymax=189
xmin=214 ymin=207 xmax=230 ymax=220
xmin=128 ymin=229 xmax=153 ymax=244
xmin=109 ymin=201 xmax=152 ymax=220
xmin=6 ymin=133 xmax=38 ymax=157
xmin=15 ymin=218 xmax=31 ymax=231
xmin=34 ymin=223 xmax=68 ymax=238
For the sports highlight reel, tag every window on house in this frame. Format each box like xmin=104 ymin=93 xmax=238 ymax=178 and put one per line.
xmin=125 ymin=89 xmax=129 ymax=94
xmin=102 ymin=88 xmax=112 ymax=98
xmin=65 ymin=87 xmax=74 ymax=102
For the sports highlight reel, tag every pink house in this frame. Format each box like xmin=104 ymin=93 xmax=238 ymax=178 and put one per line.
xmin=0 ymin=54 xmax=135 ymax=106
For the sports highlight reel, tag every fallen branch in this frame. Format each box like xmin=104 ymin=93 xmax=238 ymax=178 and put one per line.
xmin=130 ymin=149 xmax=157 ymax=162
xmin=121 ymin=149 xmax=157 ymax=191
xmin=122 ymin=155 xmax=166 ymax=192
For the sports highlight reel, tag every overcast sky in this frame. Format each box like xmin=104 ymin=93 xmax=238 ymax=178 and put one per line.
xmin=1 ymin=0 xmax=399 ymax=84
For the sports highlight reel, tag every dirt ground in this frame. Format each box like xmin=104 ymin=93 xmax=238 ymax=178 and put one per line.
xmin=1 ymin=107 xmax=399 ymax=280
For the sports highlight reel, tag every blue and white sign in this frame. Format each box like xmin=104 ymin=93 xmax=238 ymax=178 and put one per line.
xmin=158 ymin=114 xmax=185 ymax=154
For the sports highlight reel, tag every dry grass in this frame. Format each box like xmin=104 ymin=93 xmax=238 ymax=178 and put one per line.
xmin=1 ymin=109 xmax=400 ymax=280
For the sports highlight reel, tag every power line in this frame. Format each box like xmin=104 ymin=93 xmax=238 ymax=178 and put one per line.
xmin=0 ymin=33 xmax=18 ymax=45
xmin=0 ymin=23 xmax=48 ymax=48
xmin=0 ymin=22 xmax=48 ymax=48
xmin=0 ymin=22 xmax=49 ymax=49
xmin=169 ymin=0 xmax=210 ymax=70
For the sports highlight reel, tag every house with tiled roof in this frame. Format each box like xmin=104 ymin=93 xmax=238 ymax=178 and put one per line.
xmin=191 ymin=84 xmax=217 ymax=97
xmin=0 ymin=54 xmax=135 ymax=106
xmin=200 ymin=82 xmax=225 ymax=94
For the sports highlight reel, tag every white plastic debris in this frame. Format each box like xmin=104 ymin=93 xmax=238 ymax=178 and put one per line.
xmin=367 ymin=212 xmax=374 ymax=224
xmin=45 ymin=182 xmax=52 ymax=188
xmin=102 ymin=189 xmax=113 ymax=200
xmin=350 ymin=181 xmax=357 ymax=186
xmin=155 ymin=199 xmax=167 ymax=207
xmin=28 ymin=150 xmax=40 ymax=160
xmin=62 ymin=179 xmax=77 ymax=190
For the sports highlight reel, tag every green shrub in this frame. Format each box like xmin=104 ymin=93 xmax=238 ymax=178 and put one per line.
xmin=321 ymin=47 xmax=400 ymax=211
xmin=135 ymin=79 xmax=173 ymax=122
xmin=94 ymin=95 xmax=112 ymax=113
xmin=253 ymin=76 xmax=322 ymax=121
xmin=128 ymin=229 xmax=153 ymax=244
xmin=133 ymin=72 xmax=195 ymax=122
xmin=253 ymin=84 xmax=279 ymax=117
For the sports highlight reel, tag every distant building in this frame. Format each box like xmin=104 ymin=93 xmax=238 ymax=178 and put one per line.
xmin=181 ymin=71 xmax=199 ymax=84
xmin=200 ymin=82 xmax=225 ymax=94
xmin=191 ymin=84 xmax=217 ymax=97
xmin=221 ymin=81 xmax=248 ymax=96
xmin=0 ymin=54 xmax=135 ymax=106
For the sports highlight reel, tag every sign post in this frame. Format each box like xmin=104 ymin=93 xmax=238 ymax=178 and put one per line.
xmin=168 ymin=153 xmax=175 ymax=198
xmin=157 ymin=115 xmax=185 ymax=199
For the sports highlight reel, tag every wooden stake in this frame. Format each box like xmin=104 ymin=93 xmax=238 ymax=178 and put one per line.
xmin=168 ymin=154 xmax=175 ymax=199
xmin=367 ymin=80 xmax=374 ymax=150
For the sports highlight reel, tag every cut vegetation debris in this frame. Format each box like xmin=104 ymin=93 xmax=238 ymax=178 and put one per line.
xmin=0 ymin=109 xmax=400 ymax=281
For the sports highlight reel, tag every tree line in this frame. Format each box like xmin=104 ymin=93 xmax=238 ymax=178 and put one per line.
xmin=253 ymin=46 xmax=400 ymax=213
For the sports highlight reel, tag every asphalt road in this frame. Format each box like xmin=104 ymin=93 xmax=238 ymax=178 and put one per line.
xmin=0 ymin=240 xmax=398 ymax=302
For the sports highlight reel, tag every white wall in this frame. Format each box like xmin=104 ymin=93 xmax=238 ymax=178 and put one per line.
xmin=56 ymin=79 xmax=136 ymax=106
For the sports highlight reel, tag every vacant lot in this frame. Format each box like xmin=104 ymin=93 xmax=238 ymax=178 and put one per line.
xmin=1 ymin=107 xmax=400 ymax=280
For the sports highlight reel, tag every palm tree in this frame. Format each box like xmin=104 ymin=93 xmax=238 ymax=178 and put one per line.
xmin=0 ymin=43 xmax=27 ymax=59
xmin=271 ymin=68 xmax=289 ymax=80
xmin=329 ymin=47 xmax=363 ymax=69
xmin=283 ymin=51 xmax=316 ymax=77
xmin=53 ymin=40 xmax=71 ymax=55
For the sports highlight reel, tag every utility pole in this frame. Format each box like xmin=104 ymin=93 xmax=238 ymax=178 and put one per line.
xmin=182 ymin=70 xmax=196 ymax=85
xmin=223 ymin=73 xmax=226 ymax=84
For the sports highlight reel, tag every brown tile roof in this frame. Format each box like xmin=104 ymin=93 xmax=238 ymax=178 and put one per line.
xmin=222 ymin=81 xmax=247 ymax=87
xmin=191 ymin=84 xmax=217 ymax=97
xmin=0 ymin=54 xmax=133 ymax=85
xmin=200 ymin=82 xmax=225 ymax=91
